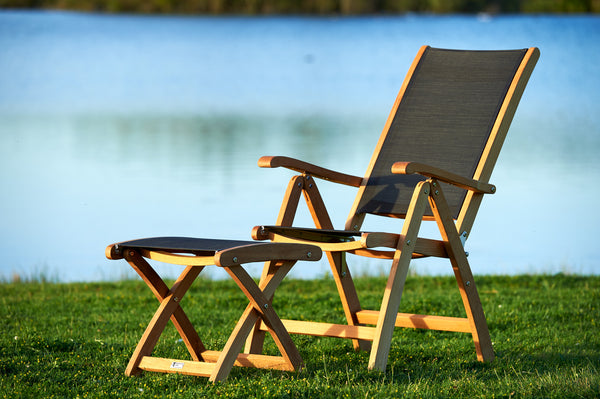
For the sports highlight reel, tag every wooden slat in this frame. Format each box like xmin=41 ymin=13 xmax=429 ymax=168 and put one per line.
xmin=138 ymin=356 xmax=215 ymax=377
xmin=138 ymin=349 xmax=296 ymax=378
xmin=201 ymin=350 xmax=294 ymax=371
xmin=140 ymin=249 xmax=216 ymax=266
xmin=356 ymin=310 xmax=472 ymax=333
xmin=258 ymin=319 xmax=376 ymax=341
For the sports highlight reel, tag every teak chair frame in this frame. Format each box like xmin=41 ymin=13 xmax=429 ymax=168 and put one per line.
xmin=105 ymin=239 xmax=322 ymax=382
xmin=247 ymin=46 xmax=540 ymax=371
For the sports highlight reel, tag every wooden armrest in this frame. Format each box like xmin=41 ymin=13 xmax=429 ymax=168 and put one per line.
xmin=215 ymin=243 xmax=322 ymax=267
xmin=391 ymin=162 xmax=496 ymax=194
xmin=252 ymin=225 xmax=359 ymax=243
xmin=258 ymin=156 xmax=363 ymax=187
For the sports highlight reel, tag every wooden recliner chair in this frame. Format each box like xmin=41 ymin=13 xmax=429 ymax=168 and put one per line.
xmin=248 ymin=46 xmax=540 ymax=371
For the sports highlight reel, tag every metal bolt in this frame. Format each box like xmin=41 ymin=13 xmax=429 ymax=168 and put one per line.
xmin=432 ymin=182 xmax=437 ymax=187
xmin=465 ymin=281 xmax=471 ymax=287
xmin=297 ymin=183 xmax=302 ymax=188
xmin=424 ymin=189 xmax=429 ymax=195
xmin=307 ymin=252 xmax=312 ymax=258
xmin=173 ymin=297 xmax=180 ymax=302
xmin=341 ymin=271 xmax=347 ymax=277
xmin=465 ymin=251 xmax=470 ymax=257
xmin=263 ymin=303 xmax=269 ymax=309
xmin=406 ymin=240 xmax=411 ymax=246
xmin=232 ymin=256 xmax=238 ymax=263
xmin=309 ymin=184 xmax=313 ymax=188
xmin=435 ymin=190 xmax=439 ymax=195
xmin=129 ymin=251 xmax=135 ymax=257
xmin=353 ymin=225 xmax=359 ymax=230
xmin=491 ymin=186 xmax=496 ymax=193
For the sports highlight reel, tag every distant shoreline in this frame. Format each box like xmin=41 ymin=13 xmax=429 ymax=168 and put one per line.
xmin=2 ymin=0 xmax=599 ymax=15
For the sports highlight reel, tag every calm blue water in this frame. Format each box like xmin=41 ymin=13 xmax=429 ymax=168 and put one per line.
xmin=1 ymin=11 xmax=599 ymax=281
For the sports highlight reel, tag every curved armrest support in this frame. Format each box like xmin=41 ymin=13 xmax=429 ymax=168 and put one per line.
xmin=392 ymin=162 xmax=496 ymax=194
xmin=258 ymin=156 xmax=363 ymax=187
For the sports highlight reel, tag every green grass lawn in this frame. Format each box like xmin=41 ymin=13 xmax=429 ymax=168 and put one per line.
xmin=1 ymin=274 xmax=598 ymax=398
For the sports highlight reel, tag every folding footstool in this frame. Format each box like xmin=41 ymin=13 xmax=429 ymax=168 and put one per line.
xmin=105 ymin=237 xmax=321 ymax=382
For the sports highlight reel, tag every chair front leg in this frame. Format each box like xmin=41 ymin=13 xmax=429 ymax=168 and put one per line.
xmin=368 ymin=181 xmax=431 ymax=371
xmin=125 ymin=251 xmax=207 ymax=361
xmin=124 ymin=253 xmax=204 ymax=375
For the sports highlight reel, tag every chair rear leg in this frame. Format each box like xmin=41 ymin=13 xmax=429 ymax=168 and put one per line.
xmin=326 ymin=251 xmax=371 ymax=351
xmin=429 ymin=180 xmax=494 ymax=362
xmin=449 ymin=255 xmax=495 ymax=362
xmin=212 ymin=261 xmax=301 ymax=382
xmin=246 ymin=176 xmax=305 ymax=354
xmin=303 ymin=177 xmax=370 ymax=351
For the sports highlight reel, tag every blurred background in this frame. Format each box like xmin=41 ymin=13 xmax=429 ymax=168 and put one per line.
xmin=1 ymin=1 xmax=599 ymax=281
xmin=1 ymin=0 xmax=600 ymax=14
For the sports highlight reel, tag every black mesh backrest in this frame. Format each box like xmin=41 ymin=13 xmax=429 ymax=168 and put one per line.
xmin=356 ymin=47 xmax=527 ymax=218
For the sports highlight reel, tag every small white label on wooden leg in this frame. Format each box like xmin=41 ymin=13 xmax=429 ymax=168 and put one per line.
xmin=170 ymin=361 xmax=184 ymax=369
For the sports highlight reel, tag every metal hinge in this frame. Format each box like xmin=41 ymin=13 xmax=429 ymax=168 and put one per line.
xmin=460 ymin=231 xmax=468 ymax=246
